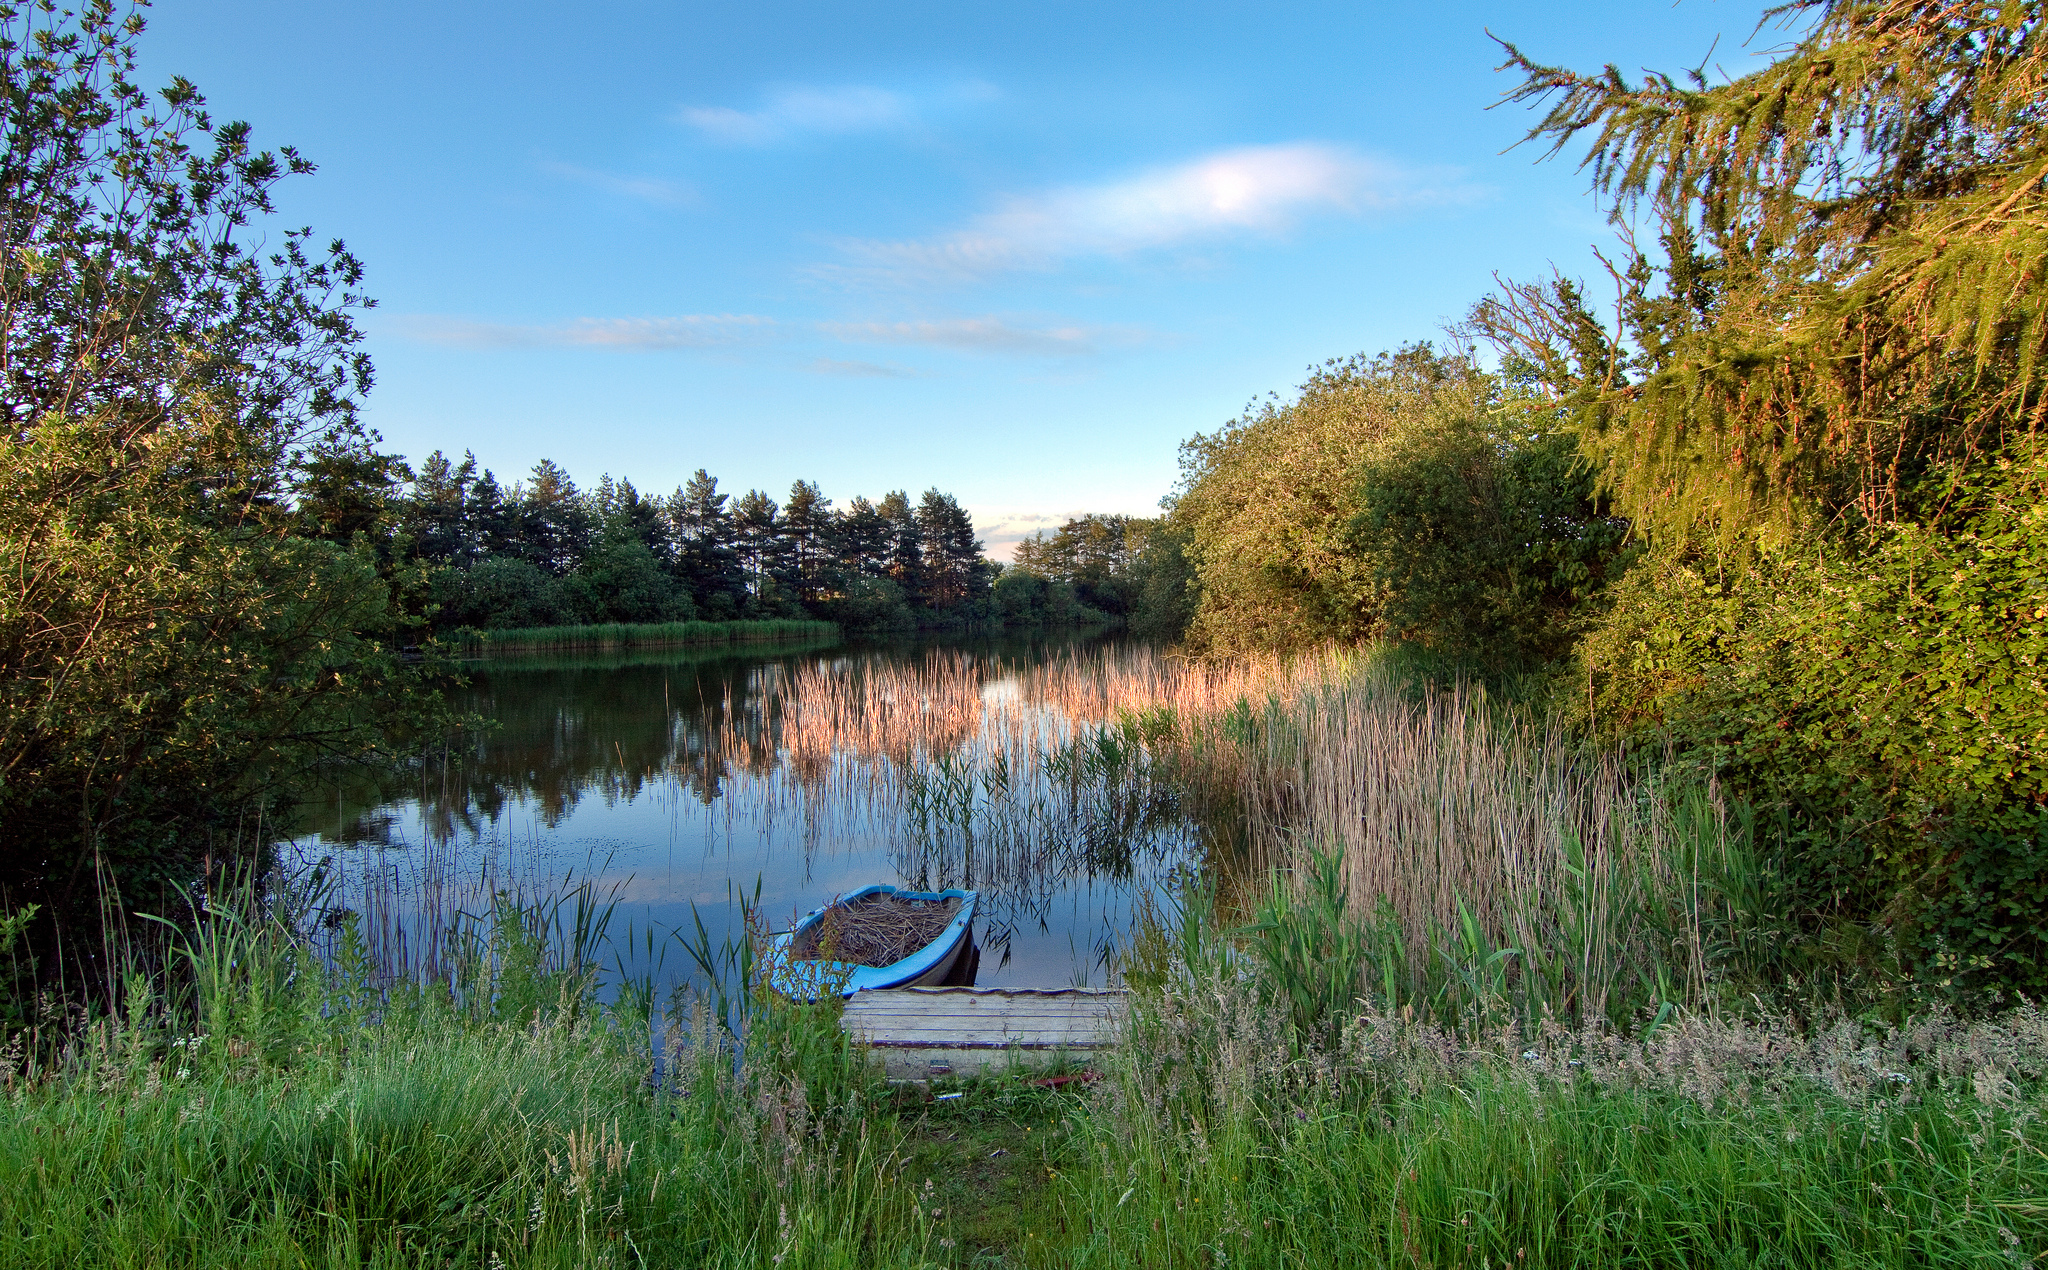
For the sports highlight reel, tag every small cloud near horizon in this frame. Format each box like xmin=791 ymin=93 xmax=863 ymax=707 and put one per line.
xmin=808 ymin=357 xmax=921 ymax=378
xmin=540 ymin=161 xmax=697 ymax=208
xmin=821 ymin=316 xmax=1146 ymax=358
xmin=823 ymin=142 xmax=1485 ymax=284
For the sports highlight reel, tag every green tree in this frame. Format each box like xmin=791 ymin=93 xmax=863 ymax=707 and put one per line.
xmin=1480 ymin=0 xmax=2048 ymax=998
xmin=0 ymin=1 xmax=431 ymax=966
xmin=509 ymin=459 xmax=589 ymax=575
xmin=406 ymin=450 xmax=478 ymax=564
xmin=1350 ymin=387 xmax=1634 ymax=663
xmin=877 ymin=490 xmax=923 ymax=606
xmin=667 ymin=469 xmax=742 ymax=618
xmin=1173 ymin=345 xmax=1494 ymax=652
xmin=915 ymin=488 xmax=988 ymax=612
xmin=780 ymin=479 xmax=832 ymax=604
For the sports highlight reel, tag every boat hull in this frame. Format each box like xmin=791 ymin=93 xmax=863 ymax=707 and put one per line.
xmin=767 ymin=885 xmax=978 ymax=999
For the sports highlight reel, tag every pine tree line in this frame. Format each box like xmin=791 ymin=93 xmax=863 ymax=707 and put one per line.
xmin=398 ymin=453 xmax=997 ymax=632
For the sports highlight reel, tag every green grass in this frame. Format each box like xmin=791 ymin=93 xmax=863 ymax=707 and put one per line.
xmin=0 ymin=888 xmax=932 ymax=1269
xmin=454 ymin=618 xmax=838 ymax=656
xmin=8 ymin=718 xmax=2046 ymax=1268
xmin=889 ymin=1073 xmax=1095 ymax=1265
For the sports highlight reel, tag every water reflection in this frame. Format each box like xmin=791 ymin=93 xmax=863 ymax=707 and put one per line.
xmin=295 ymin=635 xmax=1197 ymax=992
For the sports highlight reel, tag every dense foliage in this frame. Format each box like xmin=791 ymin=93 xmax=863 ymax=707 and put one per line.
xmin=1000 ymin=513 xmax=1182 ymax=630
xmin=1170 ymin=346 xmax=1632 ymax=661
xmin=1160 ymin=2 xmax=2046 ymax=1000
xmin=0 ymin=1 xmax=432 ymax=979
xmin=1472 ymin=0 xmax=2048 ymax=1000
xmin=388 ymin=452 xmax=1004 ymax=633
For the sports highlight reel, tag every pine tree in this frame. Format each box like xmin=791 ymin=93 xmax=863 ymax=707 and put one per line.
xmin=667 ymin=469 xmax=743 ymax=615
xmin=780 ymin=480 xmax=832 ymax=604
xmin=731 ymin=488 xmax=784 ymax=599
xmin=835 ymin=495 xmax=892 ymax=580
xmin=916 ymin=489 xmax=984 ymax=609
xmin=1479 ymin=0 xmax=2048 ymax=544
xmin=877 ymin=490 xmax=924 ymax=606
xmin=408 ymin=450 xmax=477 ymax=563
xmin=511 ymin=459 xmax=590 ymax=575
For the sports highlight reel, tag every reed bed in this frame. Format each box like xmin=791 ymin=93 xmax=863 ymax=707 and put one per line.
xmin=706 ymin=643 xmax=1703 ymax=1023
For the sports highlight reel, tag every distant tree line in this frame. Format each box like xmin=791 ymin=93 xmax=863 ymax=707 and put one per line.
xmin=1001 ymin=514 xmax=1195 ymax=640
xmin=361 ymin=454 xmax=1001 ymax=633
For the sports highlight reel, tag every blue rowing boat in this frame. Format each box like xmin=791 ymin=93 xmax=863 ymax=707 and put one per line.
xmin=767 ymin=884 xmax=978 ymax=999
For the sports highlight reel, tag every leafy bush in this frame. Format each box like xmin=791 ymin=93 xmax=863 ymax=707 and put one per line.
xmin=1582 ymin=447 xmax=2048 ymax=999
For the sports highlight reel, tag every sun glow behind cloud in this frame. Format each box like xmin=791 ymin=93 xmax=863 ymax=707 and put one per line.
xmin=826 ymin=143 xmax=1482 ymax=282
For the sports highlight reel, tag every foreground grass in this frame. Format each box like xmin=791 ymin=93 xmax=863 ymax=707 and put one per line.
xmin=0 ymin=1000 xmax=931 ymax=1269
xmin=1047 ymin=989 xmax=2048 ymax=1269
xmin=457 ymin=618 xmax=838 ymax=655
xmin=5 ymin=866 xmax=2043 ymax=1268
xmin=5 ymin=986 xmax=2043 ymax=1267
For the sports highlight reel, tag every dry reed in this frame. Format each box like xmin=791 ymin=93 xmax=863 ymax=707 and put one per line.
xmin=788 ymin=893 xmax=961 ymax=967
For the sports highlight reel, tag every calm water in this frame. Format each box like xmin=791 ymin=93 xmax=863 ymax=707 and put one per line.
xmin=294 ymin=634 xmax=1198 ymax=994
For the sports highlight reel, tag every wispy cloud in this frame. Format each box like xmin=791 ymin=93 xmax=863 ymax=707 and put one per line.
xmin=827 ymin=143 xmax=1483 ymax=283
xmin=821 ymin=316 xmax=1143 ymax=358
xmin=676 ymin=81 xmax=997 ymax=145
xmin=808 ymin=357 xmax=921 ymax=378
xmin=392 ymin=311 xmax=1138 ymax=360
xmin=541 ymin=161 xmax=696 ymax=208
xmin=394 ymin=314 xmax=775 ymax=351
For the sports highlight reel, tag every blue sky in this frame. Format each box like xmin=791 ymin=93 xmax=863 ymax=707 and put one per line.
xmin=143 ymin=0 xmax=1774 ymax=555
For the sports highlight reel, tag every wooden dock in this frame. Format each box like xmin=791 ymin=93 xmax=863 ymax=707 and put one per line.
xmin=840 ymin=986 xmax=1128 ymax=1081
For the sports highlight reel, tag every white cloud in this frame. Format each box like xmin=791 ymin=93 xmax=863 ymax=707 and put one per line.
xmin=808 ymin=357 xmax=920 ymax=378
xmin=392 ymin=310 xmax=1138 ymax=360
xmin=541 ymin=161 xmax=696 ymax=207
xmin=394 ymin=314 xmax=775 ymax=351
xmin=821 ymin=316 xmax=1143 ymax=358
xmin=678 ymin=85 xmax=910 ymax=144
xmin=830 ymin=143 xmax=1483 ymax=282
xmin=677 ymin=81 xmax=999 ymax=145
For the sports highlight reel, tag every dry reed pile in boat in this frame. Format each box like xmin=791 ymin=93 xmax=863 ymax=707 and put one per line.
xmin=790 ymin=892 xmax=962 ymax=967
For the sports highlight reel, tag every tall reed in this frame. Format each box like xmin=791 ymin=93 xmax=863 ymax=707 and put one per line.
xmin=1232 ymin=664 xmax=1737 ymax=1026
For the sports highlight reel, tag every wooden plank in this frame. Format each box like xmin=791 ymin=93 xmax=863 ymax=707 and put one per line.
xmin=842 ymin=986 xmax=1129 ymax=1080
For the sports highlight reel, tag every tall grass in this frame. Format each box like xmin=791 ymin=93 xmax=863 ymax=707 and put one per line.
xmin=457 ymin=618 xmax=838 ymax=656
xmin=1227 ymin=664 xmax=1755 ymax=1028
xmin=0 ymin=874 xmax=934 ymax=1269
xmin=1057 ymin=956 xmax=2048 ymax=1267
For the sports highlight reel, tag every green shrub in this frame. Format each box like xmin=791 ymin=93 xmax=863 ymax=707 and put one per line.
xmin=1582 ymin=446 xmax=2048 ymax=1000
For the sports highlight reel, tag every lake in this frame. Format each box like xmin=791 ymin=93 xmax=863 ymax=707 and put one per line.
xmin=293 ymin=633 xmax=1202 ymax=997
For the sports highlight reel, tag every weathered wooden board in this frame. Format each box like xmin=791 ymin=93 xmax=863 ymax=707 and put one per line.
xmin=842 ymin=986 xmax=1128 ymax=1080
